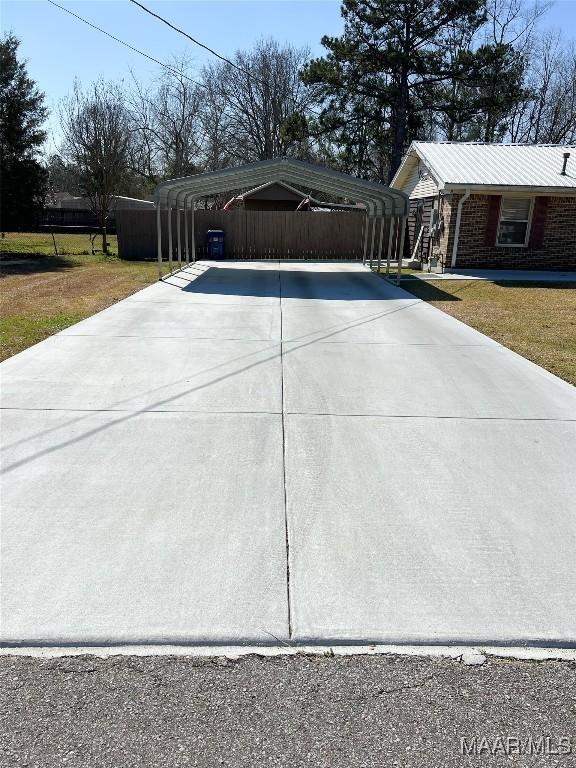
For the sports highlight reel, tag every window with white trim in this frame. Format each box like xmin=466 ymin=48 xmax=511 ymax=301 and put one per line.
xmin=497 ymin=197 xmax=533 ymax=246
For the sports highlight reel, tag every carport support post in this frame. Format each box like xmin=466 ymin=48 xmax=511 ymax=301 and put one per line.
xmin=362 ymin=214 xmax=371 ymax=265
xmin=385 ymin=216 xmax=395 ymax=277
xmin=167 ymin=201 xmax=173 ymax=274
xmin=361 ymin=213 xmax=368 ymax=264
xmin=397 ymin=216 xmax=407 ymax=286
xmin=176 ymin=204 xmax=182 ymax=270
xmin=190 ymin=199 xmax=196 ymax=263
xmin=156 ymin=203 xmax=163 ymax=280
xmin=376 ymin=216 xmax=385 ymax=273
xmin=184 ymin=197 xmax=190 ymax=265
xmin=369 ymin=216 xmax=377 ymax=270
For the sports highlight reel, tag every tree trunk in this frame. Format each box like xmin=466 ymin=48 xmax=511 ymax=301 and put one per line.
xmin=101 ymin=216 xmax=108 ymax=255
xmin=389 ymin=68 xmax=410 ymax=182
xmin=389 ymin=11 xmax=411 ymax=185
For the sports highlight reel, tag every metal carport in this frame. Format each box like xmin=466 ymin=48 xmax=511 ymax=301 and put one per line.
xmin=154 ymin=158 xmax=409 ymax=283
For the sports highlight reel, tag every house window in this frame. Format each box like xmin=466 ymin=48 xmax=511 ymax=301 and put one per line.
xmin=497 ymin=197 xmax=533 ymax=246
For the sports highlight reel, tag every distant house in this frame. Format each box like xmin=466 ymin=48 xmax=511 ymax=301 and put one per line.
xmin=43 ymin=194 xmax=154 ymax=232
xmin=390 ymin=142 xmax=576 ymax=270
xmin=45 ymin=194 xmax=154 ymax=211
xmin=223 ymin=181 xmax=309 ymax=211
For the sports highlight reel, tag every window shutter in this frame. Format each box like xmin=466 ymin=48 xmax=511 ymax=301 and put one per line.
xmin=484 ymin=195 xmax=501 ymax=246
xmin=528 ymin=197 xmax=549 ymax=249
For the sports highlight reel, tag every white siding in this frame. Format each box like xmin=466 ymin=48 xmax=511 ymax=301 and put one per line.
xmin=402 ymin=161 xmax=439 ymax=199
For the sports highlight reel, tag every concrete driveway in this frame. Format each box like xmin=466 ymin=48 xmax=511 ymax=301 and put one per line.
xmin=1 ymin=261 xmax=575 ymax=648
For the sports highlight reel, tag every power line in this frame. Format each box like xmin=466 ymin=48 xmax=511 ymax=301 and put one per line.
xmin=129 ymin=0 xmax=254 ymax=80
xmin=47 ymin=0 xmax=322 ymax=121
xmin=128 ymin=0 xmax=322 ymax=118
xmin=46 ymin=0 xmax=206 ymax=90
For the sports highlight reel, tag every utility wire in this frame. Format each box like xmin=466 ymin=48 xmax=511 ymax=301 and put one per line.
xmin=128 ymin=0 xmax=322 ymax=117
xmin=46 ymin=0 xmax=206 ymax=90
xmin=47 ymin=0 xmax=322 ymax=120
xmin=129 ymin=0 xmax=256 ymax=80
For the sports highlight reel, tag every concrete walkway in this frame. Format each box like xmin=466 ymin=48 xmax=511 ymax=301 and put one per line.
xmin=409 ymin=268 xmax=576 ymax=282
xmin=1 ymin=261 xmax=575 ymax=648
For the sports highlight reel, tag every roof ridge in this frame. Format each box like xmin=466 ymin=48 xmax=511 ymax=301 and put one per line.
xmin=414 ymin=141 xmax=576 ymax=148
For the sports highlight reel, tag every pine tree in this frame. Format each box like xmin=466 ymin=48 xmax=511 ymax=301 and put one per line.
xmin=0 ymin=34 xmax=48 ymax=231
xmin=301 ymin=0 xmax=527 ymax=181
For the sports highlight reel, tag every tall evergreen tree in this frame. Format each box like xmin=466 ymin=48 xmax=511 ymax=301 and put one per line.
xmin=0 ymin=34 xmax=48 ymax=231
xmin=301 ymin=0 xmax=527 ymax=181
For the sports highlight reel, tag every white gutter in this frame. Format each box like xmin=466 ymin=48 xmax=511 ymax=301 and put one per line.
xmin=450 ymin=187 xmax=471 ymax=269
xmin=445 ymin=183 xmax=576 ymax=195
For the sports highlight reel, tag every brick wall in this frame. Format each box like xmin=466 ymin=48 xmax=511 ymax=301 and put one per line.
xmin=432 ymin=193 xmax=576 ymax=270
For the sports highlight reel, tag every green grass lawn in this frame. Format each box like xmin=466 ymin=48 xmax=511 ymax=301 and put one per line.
xmin=1 ymin=243 xmax=159 ymax=360
xmin=400 ymin=278 xmax=576 ymax=386
xmin=0 ymin=231 xmax=118 ymax=257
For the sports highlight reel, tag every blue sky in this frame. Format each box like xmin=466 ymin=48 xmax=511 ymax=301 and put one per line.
xmin=2 ymin=0 xmax=575 ymax=152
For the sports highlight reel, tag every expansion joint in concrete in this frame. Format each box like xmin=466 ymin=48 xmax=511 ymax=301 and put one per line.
xmin=278 ymin=262 xmax=292 ymax=640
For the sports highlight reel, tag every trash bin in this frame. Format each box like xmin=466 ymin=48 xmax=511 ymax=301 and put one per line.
xmin=206 ymin=229 xmax=225 ymax=260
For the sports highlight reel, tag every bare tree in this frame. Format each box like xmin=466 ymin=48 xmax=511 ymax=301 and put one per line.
xmin=197 ymin=74 xmax=234 ymax=171
xmin=200 ymin=39 xmax=318 ymax=164
xmin=508 ymin=32 xmax=576 ymax=143
xmin=431 ymin=0 xmax=549 ymax=142
xmin=60 ymin=80 xmax=130 ymax=254
xmin=127 ymin=56 xmax=203 ymax=183
xmin=126 ymin=76 xmax=161 ymax=186
xmin=483 ymin=0 xmax=549 ymax=50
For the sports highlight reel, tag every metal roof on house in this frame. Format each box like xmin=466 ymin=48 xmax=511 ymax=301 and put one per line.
xmin=391 ymin=142 xmax=576 ymax=193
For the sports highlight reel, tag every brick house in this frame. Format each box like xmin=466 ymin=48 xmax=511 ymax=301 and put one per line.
xmin=390 ymin=142 xmax=576 ymax=271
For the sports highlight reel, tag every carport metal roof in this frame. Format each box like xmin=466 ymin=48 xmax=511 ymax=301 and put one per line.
xmin=155 ymin=157 xmax=408 ymax=217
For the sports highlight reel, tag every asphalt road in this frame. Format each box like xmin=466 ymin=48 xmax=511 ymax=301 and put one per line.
xmin=1 ymin=653 xmax=574 ymax=767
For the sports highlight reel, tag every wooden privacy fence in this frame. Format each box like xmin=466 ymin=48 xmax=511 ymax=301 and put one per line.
xmin=117 ymin=208 xmax=370 ymax=261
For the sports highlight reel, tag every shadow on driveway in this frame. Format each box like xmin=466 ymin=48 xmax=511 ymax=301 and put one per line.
xmin=176 ymin=265 xmax=404 ymax=301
